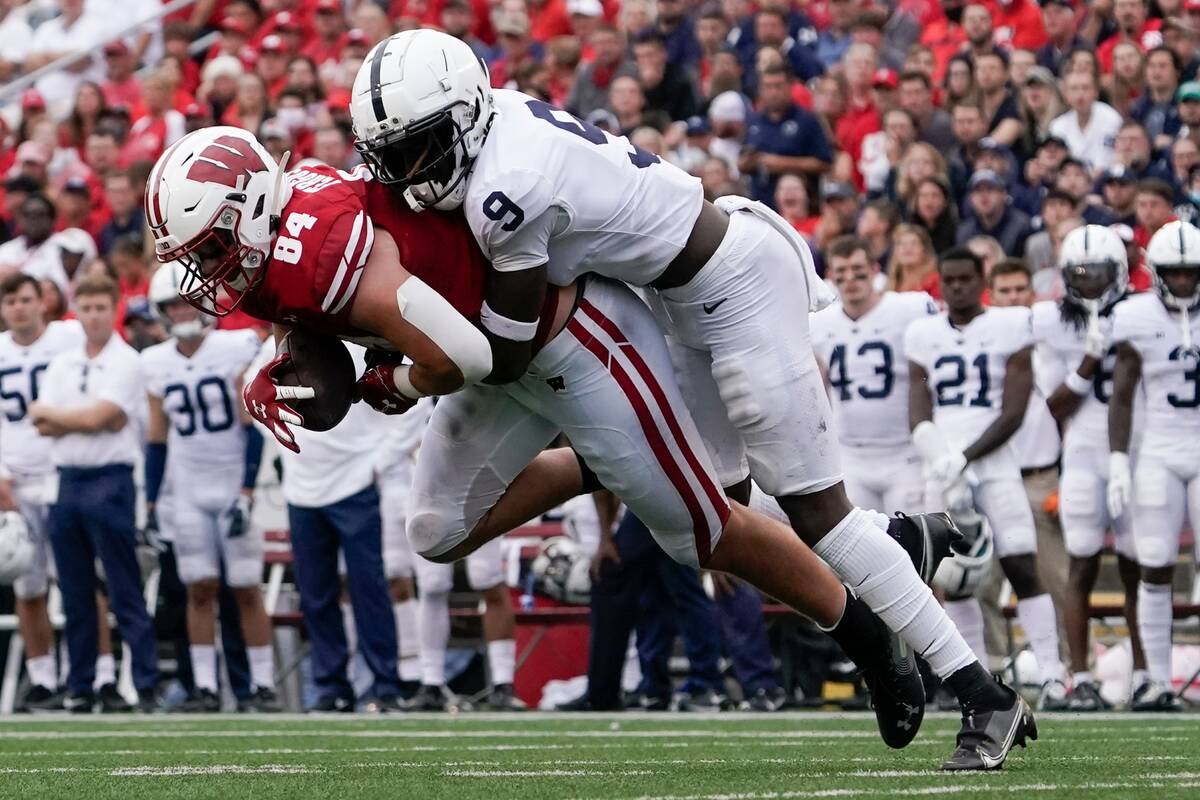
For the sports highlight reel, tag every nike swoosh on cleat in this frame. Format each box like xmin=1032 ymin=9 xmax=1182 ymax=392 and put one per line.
xmin=978 ymin=703 xmax=1027 ymax=769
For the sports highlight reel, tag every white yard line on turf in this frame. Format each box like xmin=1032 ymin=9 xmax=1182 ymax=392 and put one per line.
xmin=444 ymin=769 xmax=657 ymax=778
xmin=112 ymin=764 xmax=317 ymax=777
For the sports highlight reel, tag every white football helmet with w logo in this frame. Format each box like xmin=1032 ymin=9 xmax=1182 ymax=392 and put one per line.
xmin=145 ymin=126 xmax=291 ymax=316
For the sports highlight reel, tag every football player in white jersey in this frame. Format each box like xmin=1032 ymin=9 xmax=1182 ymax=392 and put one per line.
xmin=1108 ymin=220 xmax=1200 ymax=711
xmin=351 ymin=32 xmax=1033 ymax=769
xmin=1033 ymin=225 xmax=1147 ymax=711
xmin=0 ymin=273 xmax=83 ymax=709
xmin=141 ymin=263 xmax=279 ymax=712
xmin=373 ymin=399 xmax=432 ymax=695
xmin=907 ymin=247 xmax=1069 ymax=711
xmin=811 ymin=236 xmax=936 ymax=514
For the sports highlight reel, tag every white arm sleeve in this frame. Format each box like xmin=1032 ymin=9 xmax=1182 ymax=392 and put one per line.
xmin=396 ymin=277 xmax=493 ymax=386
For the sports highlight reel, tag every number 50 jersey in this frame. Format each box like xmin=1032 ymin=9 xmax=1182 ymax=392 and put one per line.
xmin=905 ymin=306 xmax=1033 ymax=463
xmin=810 ymin=292 xmax=937 ymax=447
xmin=141 ymin=330 xmax=262 ymax=470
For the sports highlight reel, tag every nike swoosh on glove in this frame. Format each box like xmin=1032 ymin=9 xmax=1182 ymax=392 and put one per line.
xmin=356 ymin=359 xmax=418 ymax=416
xmin=243 ymin=353 xmax=314 ymax=453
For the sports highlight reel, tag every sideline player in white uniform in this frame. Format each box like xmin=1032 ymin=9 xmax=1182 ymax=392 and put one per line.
xmin=141 ymin=263 xmax=279 ymax=712
xmin=0 ymin=274 xmax=83 ymax=709
xmin=1108 ymin=220 xmax=1200 ymax=711
xmin=1033 ymin=225 xmax=1147 ymax=711
xmin=907 ymin=247 xmax=1068 ymax=710
xmin=373 ymin=399 xmax=432 ymax=693
xmin=350 ymin=31 xmax=1032 ymax=770
xmin=811 ymin=236 xmax=936 ymax=514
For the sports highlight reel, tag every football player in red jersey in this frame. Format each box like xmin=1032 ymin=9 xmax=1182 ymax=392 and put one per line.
xmin=148 ymin=127 xmax=942 ymax=751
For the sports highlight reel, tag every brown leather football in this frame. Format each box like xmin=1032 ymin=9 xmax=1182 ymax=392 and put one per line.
xmin=274 ymin=328 xmax=357 ymax=432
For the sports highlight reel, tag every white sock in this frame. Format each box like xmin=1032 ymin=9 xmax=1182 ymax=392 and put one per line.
xmin=1072 ymin=670 xmax=1093 ymax=687
xmin=1137 ymin=582 xmax=1174 ymax=684
xmin=944 ymin=597 xmax=988 ymax=663
xmin=190 ymin=644 xmax=217 ymax=692
xmin=94 ymin=653 xmax=116 ymax=689
xmin=487 ymin=638 xmax=516 ymax=686
xmin=419 ymin=591 xmax=450 ymax=686
xmin=813 ymin=508 xmax=977 ymax=678
xmin=26 ymin=654 xmax=56 ymax=689
xmin=394 ymin=601 xmax=421 ymax=683
xmin=248 ymin=645 xmax=274 ymax=690
xmin=1131 ymin=668 xmax=1149 ymax=693
xmin=1017 ymin=594 xmax=1066 ymax=684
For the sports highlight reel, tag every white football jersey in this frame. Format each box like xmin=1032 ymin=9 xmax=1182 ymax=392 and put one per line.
xmin=905 ymin=306 xmax=1033 ymax=449
xmin=1032 ymin=298 xmax=1130 ymax=446
xmin=141 ymin=330 xmax=261 ymax=469
xmin=811 ymin=292 xmax=938 ymax=447
xmin=0 ymin=320 xmax=84 ymax=477
xmin=464 ymin=89 xmax=704 ymax=285
xmin=1111 ymin=293 xmax=1200 ymax=437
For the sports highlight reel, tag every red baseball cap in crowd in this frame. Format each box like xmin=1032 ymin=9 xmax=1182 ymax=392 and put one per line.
xmin=103 ymin=40 xmax=129 ymax=57
xmin=872 ymin=68 xmax=899 ymax=90
xmin=220 ymin=16 xmax=252 ymax=35
xmin=183 ymin=102 xmax=209 ymax=120
xmin=21 ymin=89 xmax=46 ymax=111
xmin=1186 ymin=0 xmax=1200 ymax=11
xmin=273 ymin=11 xmax=302 ymax=32
xmin=345 ymin=28 xmax=369 ymax=47
xmin=259 ymin=34 xmax=286 ymax=55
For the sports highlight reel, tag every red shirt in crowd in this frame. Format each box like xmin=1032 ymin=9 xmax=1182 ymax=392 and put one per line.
xmin=835 ymin=96 xmax=881 ymax=191
xmin=528 ymin=0 xmax=572 ymax=43
xmin=920 ymin=12 xmax=966 ymax=85
xmin=1097 ymin=20 xmax=1164 ymax=73
xmin=985 ymin=0 xmax=1048 ymax=50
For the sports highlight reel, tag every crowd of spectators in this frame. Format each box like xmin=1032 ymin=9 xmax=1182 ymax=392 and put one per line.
xmin=2 ymin=0 xmax=1200 ymax=327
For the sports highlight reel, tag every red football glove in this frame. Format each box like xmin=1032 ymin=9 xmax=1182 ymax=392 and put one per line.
xmin=243 ymin=353 xmax=315 ymax=453
xmin=356 ymin=359 xmax=418 ymax=415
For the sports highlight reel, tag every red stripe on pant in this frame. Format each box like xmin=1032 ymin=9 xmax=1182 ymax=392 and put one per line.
xmin=578 ymin=299 xmax=731 ymax=527
xmin=567 ymin=318 xmax=713 ymax=563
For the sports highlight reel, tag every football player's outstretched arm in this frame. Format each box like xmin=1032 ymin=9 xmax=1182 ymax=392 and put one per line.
xmin=481 ymin=264 xmax=548 ymax=385
xmin=908 ymin=361 xmax=933 ymax=430
xmin=962 ymin=346 xmax=1033 ymax=463
xmin=348 ymin=227 xmax=492 ymax=396
xmin=1108 ymin=342 xmax=1140 ymax=455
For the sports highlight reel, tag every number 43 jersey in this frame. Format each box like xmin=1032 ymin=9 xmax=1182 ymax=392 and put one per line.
xmin=810 ymin=292 xmax=937 ymax=447
xmin=905 ymin=306 xmax=1033 ymax=454
xmin=1112 ymin=292 xmax=1200 ymax=439
xmin=463 ymin=89 xmax=704 ymax=284
xmin=141 ymin=330 xmax=261 ymax=470
xmin=0 ymin=320 xmax=84 ymax=477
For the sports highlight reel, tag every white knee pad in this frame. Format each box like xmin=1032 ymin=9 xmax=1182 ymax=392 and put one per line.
xmin=1132 ymin=462 xmax=1181 ymax=569
xmin=177 ymin=553 xmax=218 ymax=585
xmin=1059 ymin=468 xmax=1106 ymax=558
xmin=978 ymin=479 xmax=1038 ymax=558
xmin=225 ymin=554 xmax=263 ymax=588
xmin=407 ymin=503 xmax=467 ymax=560
xmin=466 ymin=539 xmax=504 ymax=590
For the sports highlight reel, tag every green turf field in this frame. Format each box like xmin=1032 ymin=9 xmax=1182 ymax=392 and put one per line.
xmin=0 ymin=712 xmax=1197 ymax=799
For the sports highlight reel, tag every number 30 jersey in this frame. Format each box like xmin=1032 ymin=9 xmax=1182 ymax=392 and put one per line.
xmin=141 ymin=330 xmax=261 ymax=470
xmin=1111 ymin=293 xmax=1200 ymax=438
xmin=810 ymin=292 xmax=937 ymax=447
xmin=0 ymin=320 xmax=84 ymax=477
xmin=463 ymin=89 xmax=703 ymax=284
xmin=905 ymin=306 xmax=1033 ymax=451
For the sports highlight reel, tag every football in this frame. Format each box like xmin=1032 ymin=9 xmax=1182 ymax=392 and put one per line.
xmin=274 ymin=327 xmax=357 ymax=431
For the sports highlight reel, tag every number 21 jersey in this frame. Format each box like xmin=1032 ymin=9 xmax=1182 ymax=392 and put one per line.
xmin=463 ymin=89 xmax=704 ymax=284
xmin=905 ymin=306 xmax=1033 ymax=451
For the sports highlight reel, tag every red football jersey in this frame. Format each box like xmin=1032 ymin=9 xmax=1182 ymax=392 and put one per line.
xmin=242 ymin=163 xmax=490 ymax=346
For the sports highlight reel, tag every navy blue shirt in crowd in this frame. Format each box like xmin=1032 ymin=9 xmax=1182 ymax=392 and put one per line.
xmin=744 ymin=104 xmax=832 ymax=207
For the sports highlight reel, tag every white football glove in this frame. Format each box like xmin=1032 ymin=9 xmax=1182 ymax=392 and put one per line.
xmin=929 ymin=450 xmax=968 ymax=490
xmin=1085 ymin=313 xmax=1112 ymax=360
xmin=942 ymin=475 xmax=974 ymax=513
xmin=1107 ymin=451 xmax=1133 ymax=520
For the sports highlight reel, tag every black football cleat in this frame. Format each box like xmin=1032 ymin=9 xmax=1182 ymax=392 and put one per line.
xmin=862 ymin=628 xmax=925 ymax=749
xmin=670 ymin=688 xmax=734 ymax=712
xmin=96 ymin=683 xmax=133 ymax=713
xmin=406 ymin=684 xmax=451 ymax=712
xmin=63 ymin=692 xmax=95 ymax=714
xmin=485 ymin=683 xmax=527 ymax=711
xmin=941 ymin=686 xmax=1037 ymax=771
xmin=179 ymin=688 xmax=221 ymax=713
xmin=739 ymin=686 xmax=788 ymax=712
xmin=21 ymin=685 xmax=64 ymax=713
xmin=1066 ymin=680 xmax=1111 ymax=712
xmin=239 ymin=687 xmax=283 ymax=713
xmin=308 ymin=693 xmax=355 ymax=713
xmin=889 ymin=512 xmax=962 ymax=585
xmin=1130 ymin=681 xmax=1184 ymax=712
xmin=136 ymin=687 xmax=163 ymax=714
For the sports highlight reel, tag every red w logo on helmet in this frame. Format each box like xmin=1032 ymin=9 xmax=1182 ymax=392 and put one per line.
xmin=186 ymin=135 xmax=269 ymax=189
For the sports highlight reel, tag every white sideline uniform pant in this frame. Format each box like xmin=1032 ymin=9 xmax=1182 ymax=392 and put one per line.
xmin=1059 ymin=438 xmax=1137 ymax=560
xmin=408 ymin=278 xmax=730 ymax=569
xmin=924 ymin=473 xmax=1038 ymax=559
xmin=841 ymin=442 xmax=925 ymax=515
xmin=378 ymin=470 xmax=417 ymax=580
xmin=1131 ymin=433 xmax=1200 ymax=569
xmin=12 ymin=473 xmax=55 ymax=600
xmin=171 ymin=463 xmax=263 ymax=587
xmin=414 ymin=537 xmax=505 ymax=593
xmin=654 ymin=208 xmax=842 ymax=497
